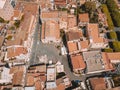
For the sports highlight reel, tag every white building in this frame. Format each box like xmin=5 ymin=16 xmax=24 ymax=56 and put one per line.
xmin=47 ymin=65 xmax=56 ymax=81
xmin=46 ymin=82 xmax=57 ymax=90
xmin=56 ymin=61 xmax=64 ymax=73
xmin=0 ymin=67 xmax=12 ymax=84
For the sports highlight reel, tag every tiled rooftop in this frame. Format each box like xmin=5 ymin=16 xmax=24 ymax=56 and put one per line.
xmin=9 ymin=66 xmax=25 ymax=74
xmin=57 ymin=83 xmax=66 ymax=90
xmin=11 ymin=10 xmax=23 ymax=20
xmin=67 ymin=39 xmax=89 ymax=53
xmin=102 ymin=52 xmax=115 ymax=71
xmin=105 ymin=52 xmax=120 ymax=61
xmin=26 ymin=74 xmax=34 ymax=86
xmin=87 ymin=24 xmax=104 ymax=43
xmin=79 ymin=13 xmax=89 ymax=23
xmin=71 ymin=54 xmax=86 ymax=70
xmin=25 ymin=65 xmax=47 ymax=89
xmin=54 ymin=0 xmax=67 ymax=5
xmin=67 ymin=41 xmax=78 ymax=53
xmin=0 ymin=36 xmax=4 ymax=48
xmin=28 ymin=65 xmax=46 ymax=73
xmin=12 ymin=71 xmax=24 ymax=86
xmin=35 ymin=81 xmax=42 ymax=90
xmin=80 ymin=40 xmax=89 ymax=50
xmin=41 ymin=11 xmax=59 ymax=19
xmin=42 ymin=20 xmax=60 ymax=42
xmin=7 ymin=47 xmax=27 ymax=59
xmin=66 ymin=30 xmax=83 ymax=41
xmin=89 ymin=77 xmax=107 ymax=90
xmin=67 ymin=15 xmax=77 ymax=29
xmin=6 ymin=3 xmax=38 ymax=46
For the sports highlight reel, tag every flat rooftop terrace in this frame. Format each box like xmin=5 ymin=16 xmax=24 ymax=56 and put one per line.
xmin=83 ymin=51 xmax=105 ymax=73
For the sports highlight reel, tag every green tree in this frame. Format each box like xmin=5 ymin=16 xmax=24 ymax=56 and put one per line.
xmin=84 ymin=1 xmax=96 ymax=13
xmin=112 ymin=41 xmax=120 ymax=52
xmin=9 ymin=26 xmax=15 ymax=30
xmin=106 ymin=0 xmax=118 ymax=12
xmin=101 ymin=4 xmax=114 ymax=30
xmin=60 ymin=29 xmax=65 ymax=38
xmin=0 ymin=17 xmax=5 ymax=23
xmin=109 ymin=31 xmax=117 ymax=40
xmin=106 ymin=0 xmax=120 ymax=27
xmin=102 ymin=48 xmax=113 ymax=52
xmin=112 ymin=11 xmax=120 ymax=27
xmin=90 ymin=12 xmax=98 ymax=23
xmin=112 ymin=75 xmax=120 ymax=87
xmin=6 ymin=35 xmax=12 ymax=40
xmin=77 ymin=7 xmax=85 ymax=14
xmin=14 ymin=20 xmax=20 ymax=28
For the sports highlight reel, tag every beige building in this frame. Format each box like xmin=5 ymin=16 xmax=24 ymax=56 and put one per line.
xmin=42 ymin=20 xmax=60 ymax=43
xmin=86 ymin=24 xmax=108 ymax=49
xmin=41 ymin=11 xmax=62 ymax=43
xmin=70 ymin=54 xmax=86 ymax=74
xmin=0 ymin=0 xmax=15 ymax=20
xmin=78 ymin=13 xmax=89 ymax=27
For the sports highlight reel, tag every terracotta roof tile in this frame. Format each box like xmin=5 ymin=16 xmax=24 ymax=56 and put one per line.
xmin=107 ymin=52 xmax=120 ymax=60
xmin=89 ymin=78 xmax=107 ymax=90
xmin=11 ymin=10 xmax=22 ymax=20
xmin=71 ymin=54 xmax=86 ymax=70
xmin=67 ymin=40 xmax=89 ymax=53
xmin=28 ymin=65 xmax=46 ymax=73
xmin=67 ymin=42 xmax=78 ymax=52
xmin=39 ymin=0 xmax=52 ymax=9
xmin=56 ymin=78 xmax=63 ymax=85
xmin=23 ymin=3 xmax=38 ymax=15
xmin=107 ymin=87 xmax=120 ymax=90
xmin=57 ymin=83 xmax=66 ymax=90
xmin=67 ymin=15 xmax=77 ymax=28
xmin=40 ymin=75 xmax=46 ymax=82
xmin=41 ymin=11 xmax=59 ymax=18
xmin=35 ymin=81 xmax=42 ymax=90
xmin=6 ymin=3 xmax=38 ymax=46
xmin=54 ymin=0 xmax=67 ymax=5
xmin=87 ymin=24 xmax=104 ymax=43
xmin=0 ymin=36 xmax=4 ymax=48
xmin=42 ymin=20 xmax=60 ymax=40
xmin=26 ymin=74 xmax=34 ymax=86
xmin=80 ymin=40 xmax=89 ymax=49
xmin=41 ymin=22 xmax=45 ymax=39
xmin=9 ymin=66 xmax=25 ymax=74
xmin=79 ymin=13 xmax=89 ymax=23
xmin=12 ymin=71 xmax=24 ymax=86
xmin=66 ymin=30 xmax=83 ymax=41
xmin=7 ymin=47 xmax=27 ymax=58
xmin=102 ymin=52 xmax=114 ymax=71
